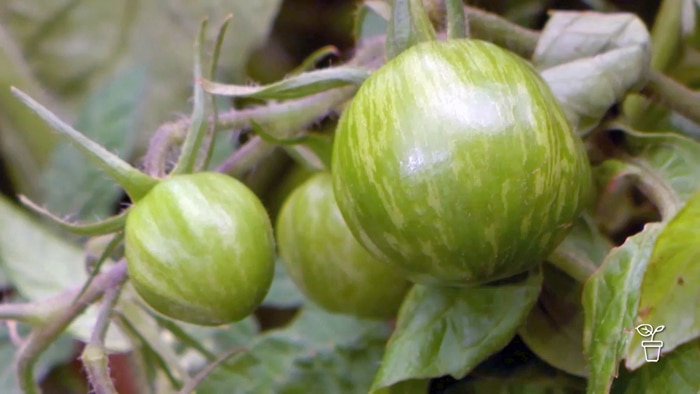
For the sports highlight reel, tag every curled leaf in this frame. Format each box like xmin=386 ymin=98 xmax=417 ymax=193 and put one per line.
xmin=534 ymin=11 xmax=651 ymax=71
xmin=535 ymin=11 xmax=651 ymax=134
xmin=541 ymin=46 xmax=649 ymax=134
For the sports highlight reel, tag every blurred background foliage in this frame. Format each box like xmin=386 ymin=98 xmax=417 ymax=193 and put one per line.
xmin=0 ymin=0 xmax=694 ymax=392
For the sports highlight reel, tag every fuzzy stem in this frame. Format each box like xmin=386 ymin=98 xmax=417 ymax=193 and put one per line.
xmin=143 ymin=122 xmax=181 ymax=177
xmin=200 ymin=15 xmax=233 ymax=172
xmin=171 ymin=19 xmax=208 ymax=175
xmin=626 ymin=156 xmax=683 ymax=220
xmin=14 ymin=261 xmax=128 ymax=394
xmin=177 ymin=346 xmax=245 ymax=394
xmin=216 ymin=136 xmax=273 ymax=177
xmin=446 ymin=0 xmax=467 ymax=39
xmin=0 ymin=303 xmax=49 ymax=325
xmin=642 ymin=71 xmax=700 ymax=128
xmin=82 ymin=284 xmax=123 ymax=394
xmin=465 ymin=6 xmax=539 ymax=58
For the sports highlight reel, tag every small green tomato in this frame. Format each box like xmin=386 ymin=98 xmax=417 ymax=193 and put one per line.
xmin=276 ymin=172 xmax=411 ymax=319
xmin=125 ymin=172 xmax=275 ymax=326
xmin=332 ymin=39 xmax=593 ymax=286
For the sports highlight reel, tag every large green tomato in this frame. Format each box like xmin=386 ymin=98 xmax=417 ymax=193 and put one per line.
xmin=332 ymin=39 xmax=593 ymax=286
xmin=276 ymin=172 xmax=411 ymax=319
xmin=125 ymin=172 xmax=275 ymax=326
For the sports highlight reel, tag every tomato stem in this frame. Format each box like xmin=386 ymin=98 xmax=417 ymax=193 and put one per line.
xmin=82 ymin=283 xmax=124 ymax=394
xmin=200 ymin=15 xmax=233 ymax=173
xmin=547 ymin=248 xmax=598 ymax=283
xmin=0 ymin=302 xmax=49 ymax=326
xmin=176 ymin=346 xmax=246 ymax=394
xmin=625 ymin=156 xmax=683 ymax=220
xmin=14 ymin=260 xmax=128 ymax=394
xmin=446 ymin=0 xmax=468 ymax=39
xmin=171 ymin=19 xmax=208 ymax=176
xmin=641 ymin=71 xmax=700 ymax=129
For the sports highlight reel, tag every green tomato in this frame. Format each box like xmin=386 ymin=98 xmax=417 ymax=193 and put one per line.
xmin=332 ymin=39 xmax=593 ymax=286
xmin=125 ymin=172 xmax=275 ymax=325
xmin=276 ymin=172 xmax=411 ymax=319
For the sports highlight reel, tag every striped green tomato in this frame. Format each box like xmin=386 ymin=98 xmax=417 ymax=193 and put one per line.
xmin=276 ymin=172 xmax=411 ymax=319
xmin=332 ymin=39 xmax=592 ymax=286
xmin=125 ymin=172 xmax=275 ymax=325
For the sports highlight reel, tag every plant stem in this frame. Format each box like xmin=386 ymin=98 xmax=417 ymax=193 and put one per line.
xmin=0 ymin=303 xmax=48 ymax=325
xmin=82 ymin=283 xmax=124 ymax=394
xmin=547 ymin=247 xmax=598 ymax=283
xmin=642 ymin=71 xmax=700 ymax=127
xmin=466 ymin=6 xmax=539 ymax=58
xmin=172 ymin=20 xmax=208 ymax=175
xmin=216 ymin=136 xmax=273 ymax=177
xmin=14 ymin=260 xmax=128 ymax=394
xmin=446 ymin=0 xmax=467 ymax=39
xmin=626 ymin=156 xmax=683 ymax=220
xmin=177 ymin=346 xmax=245 ymax=394
xmin=200 ymin=15 xmax=233 ymax=173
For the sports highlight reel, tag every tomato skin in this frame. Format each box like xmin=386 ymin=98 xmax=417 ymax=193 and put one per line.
xmin=332 ymin=39 xmax=593 ymax=286
xmin=124 ymin=172 xmax=275 ymax=326
xmin=276 ymin=172 xmax=411 ymax=319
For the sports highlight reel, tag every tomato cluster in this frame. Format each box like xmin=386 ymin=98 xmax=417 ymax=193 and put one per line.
xmin=125 ymin=39 xmax=591 ymax=324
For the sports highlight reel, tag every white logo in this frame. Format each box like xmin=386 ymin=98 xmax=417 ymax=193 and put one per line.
xmin=635 ymin=324 xmax=665 ymax=362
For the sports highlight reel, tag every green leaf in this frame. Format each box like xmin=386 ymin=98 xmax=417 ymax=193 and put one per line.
xmin=202 ymin=67 xmax=369 ymax=100
xmin=521 ymin=216 xmax=613 ymax=376
xmin=11 ymin=87 xmax=158 ymax=202
xmin=535 ymin=12 xmax=651 ymax=134
xmin=519 ymin=266 xmax=588 ymax=377
xmin=371 ymin=270 xmax=543 ymax=392
xmin=445 ymin=356 xmax=587 ymax=393
xmin=0 ymin=0 xmax=282 ymax=136
xmin=625 ymin=191 xmax=700 ymax=369
xmin=582 ymin=223 xmax=665 ymax=394
xmin=0 ymin=24 xmax=58 ymax=197
xmin=534 ymin=12 xmax=651 ymax=70
xmin=0 ymin=325 xmax=76 ymax=392
xmin=0 ymin=195 xmax=130 ymax=351
xmin=614 ymin=340 xmax=700 ymax=394
xmin=42 ymin=66 xmax=145 ymax=219
xmin=540 ymin=46 xmax=649 ymax=134
xmin=199 ymin=306 xmax=391 ymax=393
xmin=623 ymin=128 xmax=700 ymax=205
xmin=160 ymin=316 xmax=258 ymax=373
xmin=262 ymin=259 xmax=305 ymax=308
